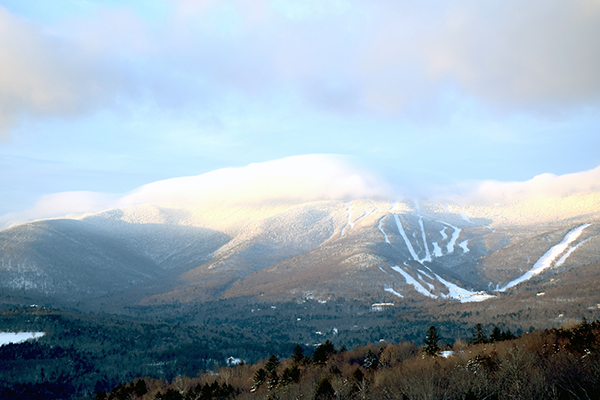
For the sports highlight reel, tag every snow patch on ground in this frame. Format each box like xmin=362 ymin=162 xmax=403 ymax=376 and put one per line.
xmin=384 ymin=287 xmax=403 ymax=298
xmin=0 ymin=332 xmax=45 ymax=346
xmin=458 ymin=239 xmax=470 ymax=253
xmin=499 ymin=224 xmax=591 ymax=291
xmin=433 ymin=273 xmax=495 ymax=303
xmin=432 ymin=242 xmax=443 ymax=257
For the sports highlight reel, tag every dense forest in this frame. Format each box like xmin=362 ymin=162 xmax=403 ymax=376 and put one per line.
xmin=95 ymin=319 xmax=600 ymax=400
xmin=0 ymin=305 xmax=298 ymax=399
xmin=2 ymin=301 xmax=600 ymax=399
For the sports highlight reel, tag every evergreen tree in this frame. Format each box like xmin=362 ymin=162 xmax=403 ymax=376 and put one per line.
xmin=133 ymin=379 xmax=148 ymax=397
xmin=281 ymin=364 xmax=300 ymax=385
xmin=363 ymin=350 xmax=379 ymax=370
xmin=252 ymin=368 xmax=267 ymax=391
xmin=162 ymin=388 xmax=183 ymax=400
xmin=313 ymin=340 xmax=336 ymax=365
xmin=423 ymin=325 xmax=440 ymax=357
xmin=352 ymin=368 xmax=364 ymax=384
xmin=501 ymin=328 xmax=515 ymax=341
xmin=265 ymin=354 xmax=280 ymax=389
xmin=490 ymin=326 xmax=503 ymax=343
xmin=473 ymin=323 xmax=487 ymax=345
xmin=265 ymin=354 xmax=280 ymax=375
xmin=291 ymin=345 xmax=305 ymax=365
xmin=314 ymin=377 xmax=335 ymax=400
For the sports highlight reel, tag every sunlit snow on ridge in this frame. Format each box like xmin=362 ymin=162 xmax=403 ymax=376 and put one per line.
xmin=118 ymin=155 xmax=392 ymax=208
xmin=3 ymin=156 xmax=600 ymax=231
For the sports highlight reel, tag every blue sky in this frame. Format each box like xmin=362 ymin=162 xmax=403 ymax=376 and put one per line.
xmin=1 ymin=0 xmax=599 ymax=226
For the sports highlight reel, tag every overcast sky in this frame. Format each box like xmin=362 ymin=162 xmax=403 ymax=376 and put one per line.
xmin=1 ymin=0 xmax=599 ymax=226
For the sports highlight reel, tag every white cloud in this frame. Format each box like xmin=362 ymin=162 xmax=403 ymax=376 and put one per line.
xmin=2 ymin=155 xmax=600 ymax=230
xmin=2 ymin=0 xmax=599 ymax=139
xmin=117 ymin=154 xmax=393 ymax=207
xmin=0 ymin=5 xmax=155 ymax=139
xmin=0 ymin=155 xmax=392 ymax=229
xmin=163 ymin=0 xmax=600 ymax=116
xmin=447 ymin=164 xmax=600 ymax=205
xmin=0 ymin=191 xmax=117 ymax=230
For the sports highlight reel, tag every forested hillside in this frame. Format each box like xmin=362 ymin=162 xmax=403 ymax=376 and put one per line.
xmin=2 ymin=303 xmax=600 ymax=399
xmin=95 ymin=319 xmax=600 ymax=400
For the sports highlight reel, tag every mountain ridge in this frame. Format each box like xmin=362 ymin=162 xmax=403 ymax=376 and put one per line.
xmin=2 ymin=194 xmax=598 ymax=309
xmin=1 ymin=157 xmax=600 ymax=313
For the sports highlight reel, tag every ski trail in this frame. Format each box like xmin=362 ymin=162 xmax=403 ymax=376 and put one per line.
xmin=393 ymin=214 xmax=420 ymax=261
xmin=440 ymin=227 xmax=448 ymax=240
xmin=433 ymin=272 xmax=495 ymax=302
xmin=440 ymin=222 xmax=461 ymax=254
xmin=384 ymin=287 xmax=403 ymax=298
xmin=432 ymin=242 xmax=443 ymax=257
xmin=341 ymin=202 xmax=354 ymax=236
xmin=499 ymin=224 xmax=591 ymax=292
xmin=418 ymin=269 xmax=435 ymax=280
xmin=378 ymin=216 xmax=390 ymax=244
xmin=367 ymin=200 xmax=381 ymax=213
xmin=352 ymin=209 xmax=371 ymax=226
xmin=391 ymin=265 xmax=437 ymax=298
xmin=380 ymin=266 xmax=404 ymax=298
xmin=415 ymin=200 xmax=431 ymax=262
xmin=555 ymin=238 xmax=590 ymax=267
xmin=461 ymin=213 xmax=472 ymax=223
xmin=432 ymin=226 xmax=447 ymax=257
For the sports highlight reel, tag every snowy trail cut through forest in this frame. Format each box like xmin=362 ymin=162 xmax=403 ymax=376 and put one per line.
xmin=415 ymin=201 xmax=432 ymax=262
xmin=393 ymin=214 xmax=420 ymax=261
xmin=341 ymin=202 xmax=354 ymax=236
xmin=378 ymin=216 xmax=390 ymax=243
xmin=498 ymin=223 xmax=591 ymax=291
xmin=391 ymin=265 xmax=437 ymax=299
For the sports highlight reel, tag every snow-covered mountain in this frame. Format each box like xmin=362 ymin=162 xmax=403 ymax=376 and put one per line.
xmin=1 ymin=156 xmax=599 ymax=307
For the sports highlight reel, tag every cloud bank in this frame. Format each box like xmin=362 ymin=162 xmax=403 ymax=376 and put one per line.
xmin=117 ymin=154 xmax=393 ymax=207
xmin=455 ymin=164 xmax=600 ymax=205
xmin=0 ymin=155 xmax=392 ymax=229
xmin=2 ymin=155 xmax=600 ymax=230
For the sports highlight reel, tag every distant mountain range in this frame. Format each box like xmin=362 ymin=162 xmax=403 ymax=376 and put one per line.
xmin=1 ymin=156 xmax=599 ymax=315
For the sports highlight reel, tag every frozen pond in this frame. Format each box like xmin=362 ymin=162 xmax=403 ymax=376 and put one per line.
xmin=0 ymin=332 xmax=45 ymax=346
